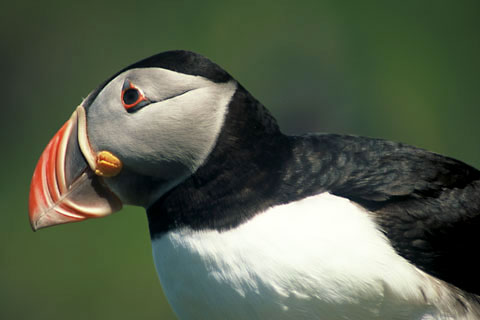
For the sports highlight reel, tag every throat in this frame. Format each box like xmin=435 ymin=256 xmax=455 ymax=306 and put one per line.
xmin=147 ymin=87 xmax=293 ymax=238
xmin=147 ymin=133 xmax=291 ymax=237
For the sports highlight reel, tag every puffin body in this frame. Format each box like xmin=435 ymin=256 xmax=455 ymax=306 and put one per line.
xmin=152 ymin=194 xmax=448 ymax=320
xmin=29 ymin=51 xmax=480 ymax=319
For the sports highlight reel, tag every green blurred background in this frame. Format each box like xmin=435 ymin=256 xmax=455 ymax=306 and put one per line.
xmin=2 ymin=1 xmax=480 ymax=319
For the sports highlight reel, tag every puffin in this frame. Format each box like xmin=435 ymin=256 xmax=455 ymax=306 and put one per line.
xmin=29 ymin=50 xmax=480 ymax=320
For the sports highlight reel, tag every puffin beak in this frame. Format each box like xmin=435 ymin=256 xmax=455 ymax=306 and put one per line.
xmin=29 ymin=105 xmax=123 ymax=231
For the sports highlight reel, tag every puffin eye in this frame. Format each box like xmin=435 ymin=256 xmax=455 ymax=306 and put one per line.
xmin=123 ymin=88 xmax=140 ymax=105
xmin=121 ymin=81 xmax=149 ymax=112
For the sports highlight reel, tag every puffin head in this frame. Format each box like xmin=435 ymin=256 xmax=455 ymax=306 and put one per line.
xmin=28 ymin=51 xmax=240 ymax=230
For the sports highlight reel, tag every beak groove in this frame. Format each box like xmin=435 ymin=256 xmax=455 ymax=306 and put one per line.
xmin=29 ymin=106 xmax=123 ymax=231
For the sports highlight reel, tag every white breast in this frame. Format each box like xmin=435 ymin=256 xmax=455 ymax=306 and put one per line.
xmin=151 ymin=193 xmax=457 ymax=320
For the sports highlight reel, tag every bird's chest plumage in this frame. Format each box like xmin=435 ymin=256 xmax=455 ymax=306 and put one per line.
xmin=151 ymin=193 xmax=440 ymax=320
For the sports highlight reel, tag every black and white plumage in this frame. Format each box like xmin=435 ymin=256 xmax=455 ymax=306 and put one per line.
xmin=29 ymin=50 xmax=480 ymax=319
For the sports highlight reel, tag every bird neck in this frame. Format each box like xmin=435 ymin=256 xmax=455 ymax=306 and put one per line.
xmin=147 ymin=86 xmax=292 ymax=238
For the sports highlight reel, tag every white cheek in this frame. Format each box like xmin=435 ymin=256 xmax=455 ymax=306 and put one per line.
xmin=87 ymin=69 xmax=236 ymax=178
xmin=123 ymin=81 xmax=236 ymax=175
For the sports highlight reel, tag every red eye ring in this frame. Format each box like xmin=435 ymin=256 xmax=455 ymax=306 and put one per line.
xmin=121 ymin=81 xmax=148 ymax=110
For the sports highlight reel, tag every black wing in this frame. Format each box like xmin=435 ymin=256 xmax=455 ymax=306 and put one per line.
xmin=290 ymin=134 xmax=480 ymax=295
